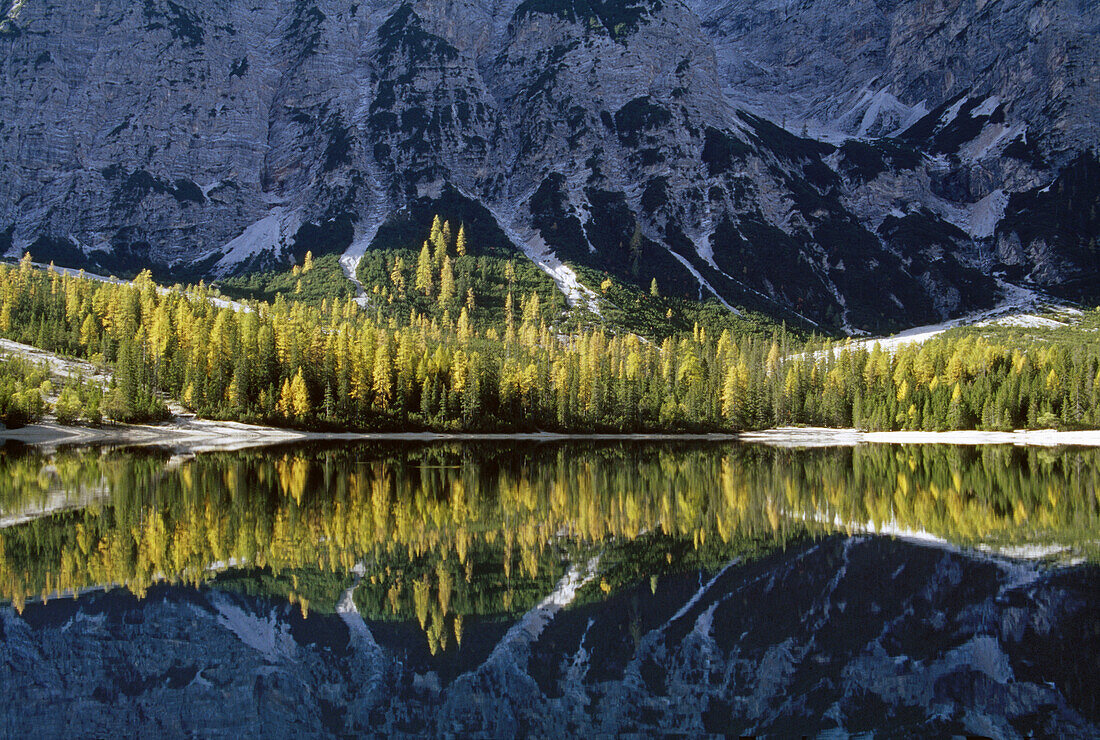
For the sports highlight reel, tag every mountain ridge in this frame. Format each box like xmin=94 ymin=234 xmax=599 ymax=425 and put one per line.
xmin=0 ymin=0 xmax=1096 ymax=332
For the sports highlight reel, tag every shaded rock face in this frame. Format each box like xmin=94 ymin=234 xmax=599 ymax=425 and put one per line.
xmin=0 ymin=538 xmax=1096 ymax=736
xmin=0 ymin=0 xmax=1096 ymax=331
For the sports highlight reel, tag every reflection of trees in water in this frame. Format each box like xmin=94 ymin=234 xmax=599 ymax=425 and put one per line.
xmin=0 ymin=443 xmax=1097 ymax=617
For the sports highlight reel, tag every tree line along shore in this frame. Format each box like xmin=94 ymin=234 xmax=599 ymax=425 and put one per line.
xmin=2 ymin=223 xmax=1100 ymax=436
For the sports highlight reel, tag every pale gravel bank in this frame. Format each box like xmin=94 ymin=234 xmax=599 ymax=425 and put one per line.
xmin=0 ymin=336 xmax=112 ymax=387
xmin=0 ymin=418 xmax=305 ymax=453
xmin=741 ymin=426 xmax=1100 ymax=448
xmin=0 ymin=418 xmax=739 ymax=453
xmin=5 ymin=420 xmax=1100 ymax=453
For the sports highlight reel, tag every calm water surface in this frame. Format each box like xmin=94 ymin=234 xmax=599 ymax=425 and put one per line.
xmin=0 ymin=441 xmax=1097 ymax=736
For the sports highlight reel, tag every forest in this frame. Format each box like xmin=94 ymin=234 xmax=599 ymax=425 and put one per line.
xmin=0 ymin=442 xmax=1095 ymax=635
xmin=1 ymin=214 xmax=1100 ymax=433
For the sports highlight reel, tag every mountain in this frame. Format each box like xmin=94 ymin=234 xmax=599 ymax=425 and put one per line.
xmin=0 ymin=0 xmax=1096 ymax=332
xmin=1 ymin=537 xmax=1096 ymax=735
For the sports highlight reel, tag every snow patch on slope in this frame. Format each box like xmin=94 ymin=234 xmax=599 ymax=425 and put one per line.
xmin=962 ymin=122 xmax=1026 ymax=163
xmin=491 ymin=204 xmax=601 ymax=315
xmin=682 ymin=218 xmax=745 ymax=315
xmin=671 ymin=239 xmax=739 ymax=313
xmin=940 ymin=95 xmax=970 ymax=124
xmin=971 ymin=95 xmax=1002 ymax=117
xmin=967 ymin=189 xmax=1009 ymax=239
xmin=976 ymin=313 xmax=1067 ymax=329
xmin=841 ymin=281 xmax=1064 ymax=353
xmin=340 ymin=195 xmax=390 ymax=308
xmin=662 ymin=560 xmax=739 ymax=629
xmin=843 ymin=87 xmax=928 ymax=139
xmin=212 ymin=208 xmax=301 ymax=276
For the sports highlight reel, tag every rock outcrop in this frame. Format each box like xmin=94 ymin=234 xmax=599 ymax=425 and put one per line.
xmin=0 ymin=0 xmax=1095 ymax=331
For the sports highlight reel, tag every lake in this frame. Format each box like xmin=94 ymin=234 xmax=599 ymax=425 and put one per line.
xmin=0 ymin=440 xmax=1097 ymax=736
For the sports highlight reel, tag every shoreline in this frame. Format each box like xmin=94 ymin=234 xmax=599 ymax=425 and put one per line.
xmin=4 ymin=419 xmax=1100 ymax=452
xmin=0 ymin=418 xmax=743 ymax=453
xmin=741 ymin=427 xmax=1100 ymax=448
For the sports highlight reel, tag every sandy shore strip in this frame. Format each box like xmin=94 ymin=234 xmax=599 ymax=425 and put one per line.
xmin=0 ymin=418 xmax=306 ymax=453
xmin=5 ymin=421 xmax=1100 ymax=453
xmin=0 ymin=418 xmax=740 ymax=453
xmin=741 ymin=426 xmax=1100 ymax=447
xmin=0 ymin=336 xmax=112 ymax=386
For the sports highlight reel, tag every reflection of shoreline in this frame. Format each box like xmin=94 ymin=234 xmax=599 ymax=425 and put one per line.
xmin=7 ymin=421 xmax=1100 ymax=452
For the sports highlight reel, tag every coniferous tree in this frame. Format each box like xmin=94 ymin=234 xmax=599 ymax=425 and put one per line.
xmin=455 ymin=224 xmax=468 ymax=257
xmin=629 ymin=221 xmax=643 ymax=276
xmin=415 ymin=242 xmax=434 ymax=297
xmin=389 ymin=256 xmax=407 ymax=299
xmin=439 ymin=256 xmax=456 ymax=308
xmin=430 ymin=216 xmax=447 ymax=265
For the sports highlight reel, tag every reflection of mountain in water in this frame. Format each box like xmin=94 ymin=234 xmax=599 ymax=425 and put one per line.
xmin=0 ymin=537 xmax=1095 ymax=737
xmin=0 ymin=441 xmax=1098 ymax=733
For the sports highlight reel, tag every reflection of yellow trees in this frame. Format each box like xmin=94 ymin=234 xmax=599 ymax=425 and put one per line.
xmin=0 ymin=443 xmax=1098 ymax=615
xmin=386 ymin=580 xmax=402 ymax=614
xmin=413 ymin=574 xmax=431 ymax=629
xmin=437 ymin=562 xmax=453 ymax=616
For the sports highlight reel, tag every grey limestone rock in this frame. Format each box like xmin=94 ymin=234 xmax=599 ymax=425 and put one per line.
xmin=0 ymin=0 xmax=1095 ymax=331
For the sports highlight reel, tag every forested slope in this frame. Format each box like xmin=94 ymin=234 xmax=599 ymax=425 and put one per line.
xmin=2 ymin=252 xmax=1100 ymax=433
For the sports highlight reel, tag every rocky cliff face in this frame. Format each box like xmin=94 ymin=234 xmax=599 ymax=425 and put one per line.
xmin=1 ymin=538 xmax=1096 ymax=736
xmin=0 ymin=0 xmax=1096 ymax=331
